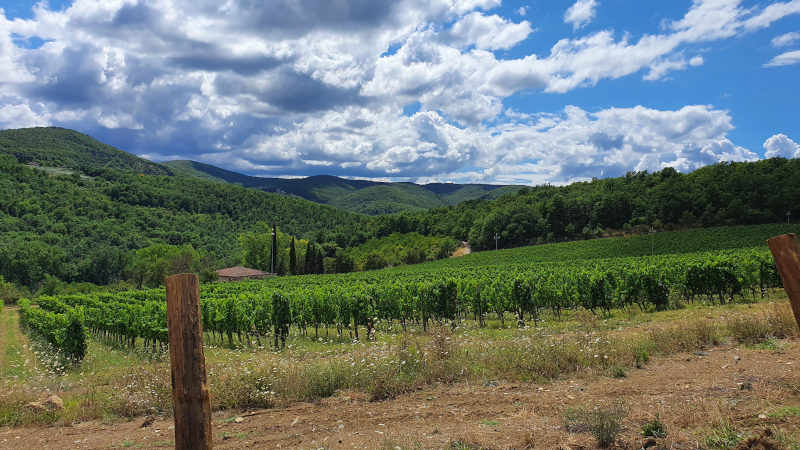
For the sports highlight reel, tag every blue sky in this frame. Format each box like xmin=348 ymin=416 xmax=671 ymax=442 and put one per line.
xmin=1 ymin=0 xmax=798 ymax=184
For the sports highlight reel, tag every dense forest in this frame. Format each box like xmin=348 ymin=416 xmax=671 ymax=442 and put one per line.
xmin=1 ymin=126 xmax=799 ymax=293
xmin=373 ymin=158 xmax=800 ymax=250
xmin=0 ymin=153 xmax=369 ymax=288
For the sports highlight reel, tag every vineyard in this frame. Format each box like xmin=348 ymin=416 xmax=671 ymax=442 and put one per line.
xmin=19 ymin=224 xmax=797 ymax=358
xmin=6 ymin=224 xmax=800 ymax=448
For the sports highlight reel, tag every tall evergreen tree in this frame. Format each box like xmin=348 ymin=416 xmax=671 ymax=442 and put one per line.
xmin=289 ymin=237 xmax=297 ymax=275
xmin=304 ymin=241 xmax=315 ymax=275
xmin=317 ymin=249 xmax=325 ymax=274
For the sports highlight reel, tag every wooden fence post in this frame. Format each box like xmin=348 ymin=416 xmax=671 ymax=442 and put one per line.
xmin=165 ymin=273 xmax=212 ymax=450
xmin=767 ymin=234 xmax=800 ymax=330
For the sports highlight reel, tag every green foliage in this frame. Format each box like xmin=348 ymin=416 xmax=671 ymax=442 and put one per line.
xmin=334 ymin=252 xmax=355 ymax=273
xmin=377 ymin=159 xmax=800 ymax=249
xmin=705 ymin=419 xmax=742 ymax=449
xmin=18 ymin=297 xmax=87 ymax=362
xmin=130 ymin=244 xmax=204 ymax=288
xmin=589 ymin=402 xmax=626 ymax=448
xmin=237 ymin=224 xmax=310 ymax=275
xmin=0 ymin=127 xmax=170 ymax=175
xmin=348 ymin=232 xmax=457 ymax=269
xmin=272 ymin=293 xmax=291 ymax=349
xmin=562 ymin=402 xmax=626 ymax=448
xmin=641 ymin=415 xmax=666 ymax=438
xmin=0 ymin=275 xmax=29 ymax=304
xmin=0 ymin=148 xmax=367 ymax=286
xmin=63 ymin=310 xmax=88 ymax=361
xmin=609 ymin=365 xmax=627 ymax=378
xmin=364 ymin=253 xmax=388 ymax=271
xmin=163 ymin=160 xmax=519 ymax=215
xmin=289 ymin=238 xmax=297 ymax=275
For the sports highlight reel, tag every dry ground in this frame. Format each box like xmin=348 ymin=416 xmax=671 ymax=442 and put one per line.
xmin=2 ymin=336 xmax=799 ymax=449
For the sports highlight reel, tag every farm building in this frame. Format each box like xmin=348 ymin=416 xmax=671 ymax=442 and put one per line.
xmin=215 ymin=266 xmax=274 ymax=282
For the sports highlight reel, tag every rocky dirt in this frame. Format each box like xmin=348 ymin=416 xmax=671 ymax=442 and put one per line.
xmin=2 ymin=338 xmax=799 ymax=449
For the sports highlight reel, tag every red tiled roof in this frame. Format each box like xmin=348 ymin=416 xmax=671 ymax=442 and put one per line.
xmin=216 ymin=266 xmax=267 ymax=277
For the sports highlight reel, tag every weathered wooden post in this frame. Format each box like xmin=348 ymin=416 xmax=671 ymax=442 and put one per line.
xmin=165 ymin=273 xmax=212 ymax=450
xmin=767 ymin=234 xmax=800 ymax=329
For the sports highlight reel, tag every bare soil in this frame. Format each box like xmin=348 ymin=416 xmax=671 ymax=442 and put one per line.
xmin=451 ymin=242 xmax=471 ymax=258
xmin=2 ymin=338 xmax=799 ymax=449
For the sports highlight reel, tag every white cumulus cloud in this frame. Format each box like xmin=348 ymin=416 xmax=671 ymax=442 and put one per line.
xmin=764 ymin=134 xmax=800 ymax=158
xmin=565 ymin=0 xmax=599 ymax=30
xmin=0 ymin=0 xmax=798 ymax=183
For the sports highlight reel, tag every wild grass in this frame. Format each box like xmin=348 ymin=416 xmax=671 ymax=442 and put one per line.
xmin=0 ymin=298 xmax=797 ymax=427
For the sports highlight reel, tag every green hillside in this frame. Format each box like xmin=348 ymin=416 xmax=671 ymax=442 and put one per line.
xmin=163 ymin=159 xmax=521 ymax=214
xmin=0 ymin=152 xmax=369 ymax=287
xmin=329 ymin=183 xmax=448 ymax=214
xmin=0 ymin=127 xmax=171 ymax=176
xmin=373 ymin=158 xmax=800 ymax=251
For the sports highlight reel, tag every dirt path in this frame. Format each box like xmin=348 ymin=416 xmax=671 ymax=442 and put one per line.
xmin=0 ymin=308 xmax=38 ymax=378
xmin=450 ymin=241 xmax=471 ymax=258
xmin=3 ymin=338 xmax=798 ymax=449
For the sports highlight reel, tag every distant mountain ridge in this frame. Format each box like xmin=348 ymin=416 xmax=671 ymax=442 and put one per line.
xmin=163 ymin=160 xmax=522 ymax=214
xmin=0 ymin=127 xmax=522 ymax=215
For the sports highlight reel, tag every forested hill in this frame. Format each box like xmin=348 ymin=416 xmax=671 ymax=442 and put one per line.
xmin=163 ymin=159 xmax=520 ymax=214
xmin=0 ymin=126 xmax=521 ymax=214
xmin=0 ymin=127 xmax=171 ymax=176
xmin=0 ymin=153 xmax=369 ymax=287
xmin=370 ymin=158 xmax=800 ymax=251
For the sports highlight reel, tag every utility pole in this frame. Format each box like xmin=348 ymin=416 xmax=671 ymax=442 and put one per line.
xmin=271 ymin=225 xmax=277 ymax=275
xmin=494 ymin=233 xmax=500 ymax=265
xmin=649 ymin=227 xmax=655 ymax=256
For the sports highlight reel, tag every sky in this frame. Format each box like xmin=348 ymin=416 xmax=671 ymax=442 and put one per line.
xmin=0 ymin=0 xmax=799 ymax=185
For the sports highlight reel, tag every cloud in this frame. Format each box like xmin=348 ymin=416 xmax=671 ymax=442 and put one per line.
xmin=0 ymin=0 xmax=798 ymax=184
xmin=199 ymin=103 xmax=755 ymax=185
xmin=447 ymin=12 xmax=532 ymax=50
xmin=0 ymin=101 xmax=50 ymax=128
xmin=764 ymin=133 xmax=800 ymax=158
xmin=772 ymin=31 xmax=800 ymax=47
xmin=644 ymin=54 xmax=704 ymax=80
xmin=763 ymin=49 xmax=800 ymax=66
xmin=564 ymin=0 xmax=599 ymax=30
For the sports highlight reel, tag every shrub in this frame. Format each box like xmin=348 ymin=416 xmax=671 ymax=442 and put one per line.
xmin=609 ymin=365 xmax=627 ymax=378
xmin=589 ymin=402 xmax=626 ymax=448
xmin=728 ymin=315 xmax=771 ymax=344
xmin=563 ymin=402 xmax=626 ymax=448
xmin=641 ymin=414 xmax=666 ymax=438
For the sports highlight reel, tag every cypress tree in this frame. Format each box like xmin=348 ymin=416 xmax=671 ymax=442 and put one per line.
xmin=289 ymin=237 xmax=297 ymax=275
xmin=304 ymin=241 xmax=314 ymax=275
xmin=317 ymin=248 xmax=324 ymax=274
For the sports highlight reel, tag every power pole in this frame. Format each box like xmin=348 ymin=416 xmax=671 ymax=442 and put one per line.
xmin=270 ymin=225 xmax=277 ymax=274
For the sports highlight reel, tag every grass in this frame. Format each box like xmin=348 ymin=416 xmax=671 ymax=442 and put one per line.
xmin=0 ymin=296 xmax=797 ymax=432
xmin=768 ymin=406 xmax=800 ymax=419
xmin=641 ymin=415 xmax=667 ymax=438
xmin=562 ymin=402 xmax=627 ymax=448
xmin=705 ymin=419 xmax=743 ymax=449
